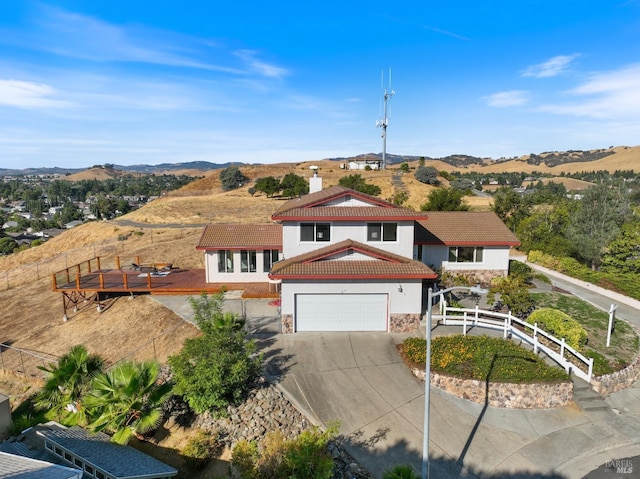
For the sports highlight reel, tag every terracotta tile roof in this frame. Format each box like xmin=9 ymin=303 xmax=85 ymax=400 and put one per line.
xmin=272 ymin=185 xmax=425 ymax=220
xmin=196 ymin=223 xmax=282 ymax=250
xmin=415 ymin=211 xmax=520 ymax=246
xmin=270 ymin=239 xmax=437 ymax=279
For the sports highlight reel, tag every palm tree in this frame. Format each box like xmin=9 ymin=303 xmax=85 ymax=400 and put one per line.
xmin=36 ymin=344 xmax=104 ymax=422
xmin=84 ymin=360 xmax=172 ymax=445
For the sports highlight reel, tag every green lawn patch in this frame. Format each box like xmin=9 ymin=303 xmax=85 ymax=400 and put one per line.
xmin=532 ymin=292 xmax=639 ymax=375
xmin=401 ymin=335 xmax=569 ymax=383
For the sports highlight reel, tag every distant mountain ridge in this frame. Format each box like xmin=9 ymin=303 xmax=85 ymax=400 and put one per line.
xmin=1 ymin=146 xmax=636 ymax=176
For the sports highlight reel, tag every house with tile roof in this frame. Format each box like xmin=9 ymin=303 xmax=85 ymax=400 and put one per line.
xmin=196 ymin=179 xmax=519 ymax=334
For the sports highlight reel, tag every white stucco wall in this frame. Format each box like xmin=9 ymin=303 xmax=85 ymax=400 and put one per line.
xmin=204 ymin=250 xmax=280 ymax=283
xmin=282 ymin=220 xmax=415 ymax=258
xmin=417 ymin=245 xmax=510 ymax=272
xmin=280 ymin=279 xmax=423 ymax=316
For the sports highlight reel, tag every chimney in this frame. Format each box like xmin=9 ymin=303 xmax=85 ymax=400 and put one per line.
xmin=309 ymin=166 xmax=322 ymax=193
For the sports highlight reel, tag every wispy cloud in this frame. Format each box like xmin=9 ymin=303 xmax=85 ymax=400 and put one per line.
xmin=484 ymin=90 xmax=529 ymax=107
xmin=422 ymin=25 xmax=470 ymax=41
xmin=0 ymin=79 xmax=70 ymax=109
xmin=1 ymin=5 xmax=287 ymax=78
xmin=521 ymin=54 xmax=580 ymax=78
xmin=234 ymin=50 xmax=289 ymax=79
xmin=538 ymin=64 xmax=640 ymax=119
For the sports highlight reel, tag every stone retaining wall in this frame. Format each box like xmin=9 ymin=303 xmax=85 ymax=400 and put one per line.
xmin=592 ymin=345 xmax=640 ymax=396
xmin=410 ymin=367 xmax=573 ymax=409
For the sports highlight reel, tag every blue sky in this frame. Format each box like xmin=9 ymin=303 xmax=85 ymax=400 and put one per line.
xmin=1 ymin=1 xmax=640 ymax=169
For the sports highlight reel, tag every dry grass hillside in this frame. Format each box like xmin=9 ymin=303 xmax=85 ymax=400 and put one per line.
xmin=1 ymin=147 xmax=636 ymax=378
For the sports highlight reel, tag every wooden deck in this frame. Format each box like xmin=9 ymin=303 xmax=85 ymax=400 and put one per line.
xmin=53 ymin=267 xmax=279 ymax=299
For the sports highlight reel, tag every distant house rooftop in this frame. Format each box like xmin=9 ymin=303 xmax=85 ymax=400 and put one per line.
xmin=0 ymin=422 xmax=176 ymax=479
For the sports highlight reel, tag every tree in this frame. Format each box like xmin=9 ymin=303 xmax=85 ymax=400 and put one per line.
xmin=219 ymin=166 xmax=248 ymax=191
xmin=0 ymin=237 xmax=18 ymax=255
xmin=601 ymin=220 xmax=640 ymax=274
xmin=36 ymin=345 xmax=105 ymax=422
xmin=565 ymin=181 xmax=631 ymax=270
xmin=338 ymin=174 xmax=381 ymax=196
xmin=169 ymin=293 xmax=262 ymax=414
xmin=279 ymin=173 xmax=309 ymax=198
xmin=399 ymin=162 xmax=410 ymax=173
xmin=515 ymin=204 xmax=574 ymax=255
xmin=254 ymin=176 xmax=281 ymax=197
xmin=420 ymin=187 xmax=469 ymax=211
xmin=491 ymin=187 xmax=530 ymax=231
xmin=84 ymin=360 xmax=172 ymax=445
xmin=414 ymin=166 xmax=440 ymax=185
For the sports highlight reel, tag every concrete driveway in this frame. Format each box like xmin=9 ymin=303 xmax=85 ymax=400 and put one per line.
xmin=258 ymin=327 xmax=640 ymax=479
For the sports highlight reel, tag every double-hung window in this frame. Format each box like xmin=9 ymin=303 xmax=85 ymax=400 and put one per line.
xmin=241 ymin=250 xmax=257 ymax=273
xmin=300 ymin=223 xmax=330 ymax=242
xmin=448 ymin=246 xmax=483 ymax=263
xmin=367 ymin=222 xmax=397 ymax=242
xmin=218 ymin=250 xmax=234 ymax=272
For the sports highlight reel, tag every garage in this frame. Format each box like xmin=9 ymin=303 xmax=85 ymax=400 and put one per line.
xmin=295 ymin=293 xmax=388 ymax=332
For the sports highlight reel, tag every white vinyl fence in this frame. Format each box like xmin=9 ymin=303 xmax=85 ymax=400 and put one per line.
xmin=437 ymin=302 xmax=594 ymax=382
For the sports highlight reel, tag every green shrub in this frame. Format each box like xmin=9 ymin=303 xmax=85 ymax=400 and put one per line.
xmin=527 ymin=308 xmax=587 ymax=350
xmin=401 ymin=335 xmax=568 ymax=383
xmin=487 ymin=275 xmax=535 ymax=317
xmin=509 ymin=260 xmax=532 ymax=282
xmin=401 ymin=337 xmax=426 ymax=365
xmin=383 ymin=464 xmax=419 ymax=479
xmin=232 ymin=425 xmax=337 ymax=479
xmin=182 ymin=430 xmax=223 ymax=470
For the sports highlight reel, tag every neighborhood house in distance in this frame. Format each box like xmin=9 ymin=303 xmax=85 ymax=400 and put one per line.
xmin=197 ymin=174 xmax=519 ymax=333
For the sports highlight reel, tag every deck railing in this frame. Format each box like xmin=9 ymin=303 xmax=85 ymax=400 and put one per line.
xmin=437 ymin=302 xmax=594 ymax=382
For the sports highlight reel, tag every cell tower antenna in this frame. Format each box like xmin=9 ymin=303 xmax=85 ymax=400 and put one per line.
xmin=376 ymin=68 xmax=395 ymax=170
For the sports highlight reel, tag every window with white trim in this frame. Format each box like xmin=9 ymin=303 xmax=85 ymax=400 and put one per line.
xmin=241 ymin=250 xmax=257 ymax=273
xmin=263 ymin=249 xmax=279 ymax=272
xmin=300 ymin=223 xmax=330 ymax=242
xmin=217 ymin=250 xmax=234 ymax=272
xmin=367 ymin=222 xmax=397 ymax=242
xmin=448 ymin=246 xmax=484 ymax=263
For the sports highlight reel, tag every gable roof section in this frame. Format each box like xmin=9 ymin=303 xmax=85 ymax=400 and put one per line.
xmin=270 ymin=239 xmax=437 ymax=280
xmin=415 ymin=211 xmax=520 ymax=246
xmin=272 ymin=185 xmax=426 ymax=221
xmin=196 ymin=223 xmax=282 ymax=250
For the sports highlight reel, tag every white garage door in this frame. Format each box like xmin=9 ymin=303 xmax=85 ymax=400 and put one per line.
xmin=295 ymin=294 xmax=388 ymax=332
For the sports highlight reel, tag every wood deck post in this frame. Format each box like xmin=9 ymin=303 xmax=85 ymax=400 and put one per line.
xmin=123 ymin=273 xmax=128 ymax=289
xmin=147 ymin=273 xmax=152 ymax=288
xmin=99 ymin=274 xmax=105 ymax=289
xmin=51 ymin=273 xmax=57 ymax=290
xmin=97 ymin=257 xmax=101 ymax=270
xmin=116 ymin=257 xmax=121 ymax=270
xmin=75 ymin=273 xmax=81 ymax=289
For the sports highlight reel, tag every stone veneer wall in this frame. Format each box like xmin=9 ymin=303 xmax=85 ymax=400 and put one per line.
xmin=410 ymin=367 xmax=573 ymax=409
xmin=592 ymin=345 xmax=640 ymax=396
xmin=281 ymin=314 xmax=293 ymax=334
xmin=390 ymin=313 xmax=421 ymax=333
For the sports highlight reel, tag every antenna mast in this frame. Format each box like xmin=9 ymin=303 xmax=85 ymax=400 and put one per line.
xmin=376 ymin=68 xmax=395 ymax=170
